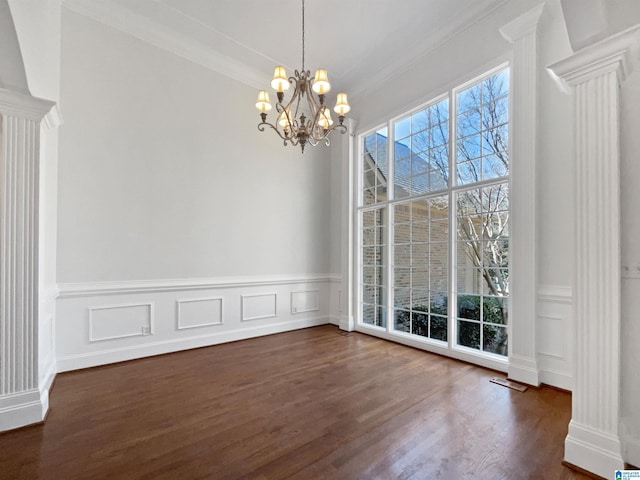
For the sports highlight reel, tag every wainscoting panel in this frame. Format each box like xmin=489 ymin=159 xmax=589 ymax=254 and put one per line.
xmin=291 ymin=290 xmax=319 ymax=314
xmin=241 ymin=293 xmax=277 ymax=321
xmin=89 ymin=302 xmax=154 ymax=342
xmin=177 ymin=297 xmax=223 ymax=330
xmin=537 ymin=285 xmax=573 ymax=391
xmin=56 ymin=275 xmax=331 ymax=371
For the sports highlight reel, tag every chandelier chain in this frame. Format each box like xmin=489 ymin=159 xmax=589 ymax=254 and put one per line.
xmin=301 ymin=0 xmax=305 ymax=71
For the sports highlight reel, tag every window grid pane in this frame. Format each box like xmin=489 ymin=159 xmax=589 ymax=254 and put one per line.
xmin=455 ymin=182 xmax=509 ymax=356
xmin=394 ymin=98 xmax=449 ymax=198
xmin=392 ymin=197 xmax=448 ymax=342
xmin=456 ymin=69 xmax=509 ymax=185
xmin=362 ymin=128 xmax=388 ymax=206
xmin=361 ymin=206 xmax=388 ymax=328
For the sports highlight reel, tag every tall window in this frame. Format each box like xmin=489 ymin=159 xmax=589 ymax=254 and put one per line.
xmin=361 ymin=128 xmax=388 ymax=328
xmin=358 ymin=66 xmax=510 ymax=360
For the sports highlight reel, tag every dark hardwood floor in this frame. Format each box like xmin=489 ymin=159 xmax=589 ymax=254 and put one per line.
xmin=0 ymin=325 xmax=590 ymax=479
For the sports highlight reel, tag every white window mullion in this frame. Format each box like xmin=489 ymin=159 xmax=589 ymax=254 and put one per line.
xmin=448 ymin=90 xmax=457 ymax=351
xmin=386 ymin=119 xmax=394 ymax=333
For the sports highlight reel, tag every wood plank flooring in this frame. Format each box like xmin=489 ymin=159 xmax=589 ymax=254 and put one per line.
xmin=0 ymin=325 xmax=591 ymax=479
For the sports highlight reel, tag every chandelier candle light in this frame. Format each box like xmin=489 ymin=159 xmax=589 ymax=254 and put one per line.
xmin=255 ymin=0 xmax=351 ymax=153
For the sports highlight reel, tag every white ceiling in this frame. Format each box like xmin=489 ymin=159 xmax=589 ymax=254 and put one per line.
xmin=70 ymin=0 xmax=508 ymax=97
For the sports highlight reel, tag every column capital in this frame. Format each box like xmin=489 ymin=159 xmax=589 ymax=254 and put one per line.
xmin=548 ymin=24 xmax=640 ymax=91
xmin=499 ymin=2 xmax=546 ymax=44
xmin=0 ymin=88 xmax=55 ymax=122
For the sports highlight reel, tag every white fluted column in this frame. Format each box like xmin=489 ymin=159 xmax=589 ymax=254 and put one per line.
xmin=548 ymin=25 xmax=640 ymax=477
xmin=0 ymin=89 xmax=55 ymax=431
xmin=500 ymin=3 xmax=545 ymax=386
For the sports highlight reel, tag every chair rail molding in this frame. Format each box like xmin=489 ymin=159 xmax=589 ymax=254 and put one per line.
xmin=548 ymin=24 xmax=640 ymax=478
xmin=0 ymin=88 xmax=57 ymax=431
xmin=499 ymin=2 xmax=545 ymax=387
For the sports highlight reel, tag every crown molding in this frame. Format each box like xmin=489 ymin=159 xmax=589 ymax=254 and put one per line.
xmin=499 ymin=2 xmax=546 ymax=44
xmin=43 ymin=104 xmax=63 ymax=129
xmin=62 ymin=0 xmax=267 ymax=90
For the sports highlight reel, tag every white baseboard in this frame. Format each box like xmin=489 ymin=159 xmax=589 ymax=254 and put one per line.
xmin=0 ymin=389 xmax=48 ymax=431
xmin=328 ymin=315 xmax=340 ymax=326
xmin=339 ymin=315 xmax=354 ymax=332
xmin=57 ymin=316 xmax=329 ymax=372
xmin=565 ymin=421 xmax=625 ymax=477
xmin=508 ymin=354 xmax=541 ymax=386
xmin=539 ymin=367 xmax=572 ymax=391
xmin=0 ymin=354 xmax=57 ymax=432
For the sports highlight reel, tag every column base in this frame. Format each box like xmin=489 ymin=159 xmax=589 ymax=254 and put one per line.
xmin=565 ymin=420 xmax=624 ymax=478
xmin=508 ymin=353 xmax=540 ymax=386
xmin=0 ymin=359 xmax=56 ymax=432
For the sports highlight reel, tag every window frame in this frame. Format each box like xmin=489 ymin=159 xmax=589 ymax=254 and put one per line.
xmin=355 ymin=62 xmax=511 ymax=372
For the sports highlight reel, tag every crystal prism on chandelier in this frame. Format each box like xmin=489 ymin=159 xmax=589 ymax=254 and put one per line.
xmin=255 ymin=0 xmax=350 ymax=153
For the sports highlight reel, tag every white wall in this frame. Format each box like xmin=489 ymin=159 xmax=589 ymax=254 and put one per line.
xmin=56 ymin=9 xmax=333 ymax=369
xmin=7 ymin=0 xmax=61 ymax=101
xmin=620 ymin=51 xmax=640 ymax=468
xmin=0 ymin=0 xmax=29 ymax=94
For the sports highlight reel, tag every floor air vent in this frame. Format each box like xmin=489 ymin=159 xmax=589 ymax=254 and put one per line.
xmin=490 ymin=377 xmax=528 ymax=392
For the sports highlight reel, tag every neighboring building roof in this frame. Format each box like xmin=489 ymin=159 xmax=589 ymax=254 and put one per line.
xmin=363 ymin=132 xmax=447 ymax=196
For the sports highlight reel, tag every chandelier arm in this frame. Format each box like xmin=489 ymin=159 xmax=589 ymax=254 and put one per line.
xmin=257 ymin=120 xmax=299 ymax=146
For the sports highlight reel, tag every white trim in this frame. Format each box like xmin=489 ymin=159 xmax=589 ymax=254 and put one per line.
xmin=57 ymin=274 xmax=332 ymax=298
xmin=538 ymin=285 xmax=572 ymax=303
xmin=499 ymin=3 xmax=545 ymax=43
xmin=548 ymin=24 xmax=640 ymax=91
xmin=61 ymin=0 xmax=267 ymax=90
xmin=508 ymin=355 xmax=541 ymax=386
xmin=539 ymin=368 xmax=572 ymax=392
xmin=537 ymin=314 xmax=566 ymax=359
xmin=499 ymin=4 xmax=545 ymax=387
xmin=290 ymin=289 xmax=320 ymax=315
xmin=88 ymin=302 xmax=154 ymax=342
xmin=56 ymin=316 xmax=328 ymax=372
xmin=0 ymin=88 xmax=55 ymax=120
xmin=39 ymin=286 xmax=59 ymax=305
xmin=240 ymin=293 xmax=277 ymax=322
xmin=43 ymin=104 xmax=63 ymax=130
xmin=340 ymin=314 xmax=355 ymax=332
xmin=565 ymin=421 xmax=625 ymax=477
xmin=0 ymin=390 xmax=46 ymax=431
xmin=0 ymin=355 xmax=55 ymax=432
xmin=176 ymin=297 xmax=224 ymax=330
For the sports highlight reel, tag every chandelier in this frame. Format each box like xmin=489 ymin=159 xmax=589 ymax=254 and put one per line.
xmin=254 ymin=0 xmax=351 ymax=153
